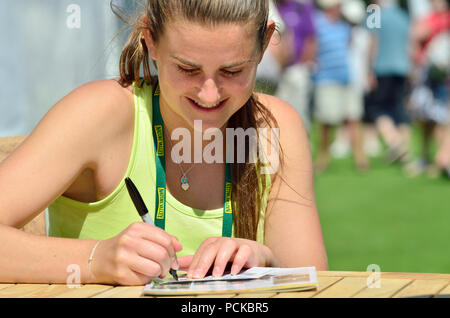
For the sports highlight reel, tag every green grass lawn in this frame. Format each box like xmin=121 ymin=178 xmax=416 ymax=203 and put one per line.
xmin=311 ymin=125 xmax=450 ymax=274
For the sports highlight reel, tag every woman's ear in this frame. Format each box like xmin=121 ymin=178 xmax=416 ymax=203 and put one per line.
xmin=263 ymin=20 xmax=276 ymax=53
xmin=258 ymin=20 xmax=277 ymax=64
xmin=141 ymin=15 xmax=157 ymax=60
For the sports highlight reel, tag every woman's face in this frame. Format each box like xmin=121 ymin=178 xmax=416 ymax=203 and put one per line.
xmin=146 ymin=19 xmax=264 ymax=132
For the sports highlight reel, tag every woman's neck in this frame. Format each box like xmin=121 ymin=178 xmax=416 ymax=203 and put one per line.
xmin=159 ymin=97 xmax=228 ymax=165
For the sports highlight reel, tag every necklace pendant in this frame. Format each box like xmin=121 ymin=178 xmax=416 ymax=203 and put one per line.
xmin=181 ymin=175 xmax=189 ymax=191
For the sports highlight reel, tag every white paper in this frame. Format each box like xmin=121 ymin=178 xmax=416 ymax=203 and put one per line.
xmin=157 ymin=266 xmax=317 ymax=285
xmin=143 ymin=266 xmax=318 ymax=296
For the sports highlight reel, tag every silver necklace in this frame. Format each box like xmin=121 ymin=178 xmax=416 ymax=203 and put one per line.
xmin=166 ymin=132 xmax=196 ymax=191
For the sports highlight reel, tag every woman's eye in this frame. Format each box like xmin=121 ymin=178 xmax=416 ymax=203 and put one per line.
xmin=222 ymin=69 xmax=242 ymax=77
xmin=176 ymin=65 xmax=242 ymax=77
xmin=177 ymin=66 xmax=198 ymax=75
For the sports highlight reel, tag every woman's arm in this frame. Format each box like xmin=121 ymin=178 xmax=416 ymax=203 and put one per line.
xmin=261 ymin=94 xmax=328 ymax=270
xmin=436 ymin=125 xmax=450 ymax=169
xmin=0 ymin=80 xmax=180 ymax=284
xmin=0 ymin=80 xmax=125 ymax=283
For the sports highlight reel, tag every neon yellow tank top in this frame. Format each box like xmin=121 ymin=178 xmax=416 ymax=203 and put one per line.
xmin=48 ymin=81 xmax=271 ymax=257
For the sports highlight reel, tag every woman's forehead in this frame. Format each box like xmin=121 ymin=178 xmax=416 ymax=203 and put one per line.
xmin=162 ymin=19 xmax=256 ymax=45
xmin=158 ymin=20 xmax=259 ymax=62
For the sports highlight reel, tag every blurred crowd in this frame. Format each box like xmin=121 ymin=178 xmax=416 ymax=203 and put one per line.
xmin=257 ymin=0 xmax=450 ymax=178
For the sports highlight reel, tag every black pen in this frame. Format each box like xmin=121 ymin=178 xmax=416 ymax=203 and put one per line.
xmin=125 ymin=177 xmax=179 ymax=281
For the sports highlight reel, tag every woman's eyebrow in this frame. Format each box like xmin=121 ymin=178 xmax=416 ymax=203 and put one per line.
xmin=170 ymin=55 xmax=200 ymax=68
xmin=170 ymin=54 xmax=253 ymax=68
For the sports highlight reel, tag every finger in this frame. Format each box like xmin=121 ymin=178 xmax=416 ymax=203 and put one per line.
xmin=135 ymin=239 xmax=172 ymax=277
xmin=128 ymin=270 xmax=155 ymax=286
xmin=131 ymin=270 xmax=155 ymax=285
xmin=188 ymin=239 xmax=219 ymax=279
xmin=212 ymin=239 xmax=238 ymax=277
xmin=192 ymin=248 xmax=219 ymax=279
xmin=230 ymin=245 xmax=254 ymax=275
xmin=170 ymin=236 xmax=182 ymax=270
xmin=128 ymin=254 xmax=163 ymax=280
xmin=171 ymin=235 xmax=183 ymax=252
xmin=187 ymin=239 xmax=213 ymax=278
xmin=177 ymin=255 xmax=193 ymax=271
xmin=146 ymin=226 xmax=177 ymax=260
xmin=135 ymin=223 xmax=179 ymax=267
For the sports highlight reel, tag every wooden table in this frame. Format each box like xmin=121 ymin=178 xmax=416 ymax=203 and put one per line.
xmin=1 ymin=271 xmax=449 ymax=298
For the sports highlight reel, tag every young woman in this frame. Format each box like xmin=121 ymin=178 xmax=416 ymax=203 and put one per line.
xmin=0 ymin=0 xmax=327 ymax=286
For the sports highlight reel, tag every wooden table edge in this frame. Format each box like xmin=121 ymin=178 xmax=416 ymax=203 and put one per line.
xmin=2 ymin=271 xmax=449 ymax=298
xmin=318 ymin=271 xmax=450 ymax=280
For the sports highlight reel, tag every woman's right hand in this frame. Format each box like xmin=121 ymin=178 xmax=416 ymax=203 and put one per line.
xmin=89 ymin=222 xmax=182 ymax=285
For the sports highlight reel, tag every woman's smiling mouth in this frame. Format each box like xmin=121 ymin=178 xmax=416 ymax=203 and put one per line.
xmin=187 ymin=97 xmax=228 ymax=112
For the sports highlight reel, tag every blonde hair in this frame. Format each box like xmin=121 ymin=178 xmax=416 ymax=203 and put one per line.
xmin=112 ymin=0 xmax=284 ymax=241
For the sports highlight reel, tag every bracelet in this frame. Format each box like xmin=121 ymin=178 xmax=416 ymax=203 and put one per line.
xmin=87 ymin=240 xmax=101 ymax=282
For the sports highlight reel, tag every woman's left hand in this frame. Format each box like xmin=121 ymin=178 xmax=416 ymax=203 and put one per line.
xmin=177 ymin=237 xmax=276 ymax=279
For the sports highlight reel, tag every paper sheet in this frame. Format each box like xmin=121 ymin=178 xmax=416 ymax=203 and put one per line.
xmin=155 ymin=267 xmax=317 ymax=285
xmin=143 ymin=266 xmax=318 ymax=296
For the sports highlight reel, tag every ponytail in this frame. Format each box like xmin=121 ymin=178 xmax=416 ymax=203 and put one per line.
xmin=228 ymin=94 xmax=283 ymax=240
xmin=116 ymin=12 xmax=154 ymax=88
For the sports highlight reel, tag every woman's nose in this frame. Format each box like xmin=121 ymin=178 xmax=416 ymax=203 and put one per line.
xmin=197 ymin=78 xmax=221 ymax=105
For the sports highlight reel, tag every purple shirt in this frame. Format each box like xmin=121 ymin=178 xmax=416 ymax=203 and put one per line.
xmin=277 ymin=0 xmax=316 ymax=65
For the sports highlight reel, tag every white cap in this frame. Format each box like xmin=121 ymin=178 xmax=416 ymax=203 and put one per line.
xmin=342 ymin=0 xmax=366 ymax=24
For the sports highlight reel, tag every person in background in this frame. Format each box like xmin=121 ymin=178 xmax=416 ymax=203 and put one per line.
xmin=313 ymin=0 xmax=368 ymax=173
xmin=404 ymin=0 xmax=449 ymax=177
xmin=330 ymin=0 xmax=380 ymax=159
xmin=274 ymin=0 xmax=316 ymax=132
xmin=365 ymin=0 xmax=412 ymax=164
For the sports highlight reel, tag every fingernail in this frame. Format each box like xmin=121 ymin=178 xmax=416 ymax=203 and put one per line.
xmin=231 ymin=265 xmax=239 ymax=275
xmin=172 ymin=258 xmax=179 ymax=270
xmin=212 ymin=266 xmax=221 ymax=277
xmin=193 ymin=269 xmax=203 ymax=279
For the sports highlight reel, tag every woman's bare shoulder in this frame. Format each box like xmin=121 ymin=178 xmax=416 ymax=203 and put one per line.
xmin=255 ymin=92 xmax=305 ymax=129
xmin=254 ymin=92 xmax=311 ymax=182
xmin=47 ymin=79 xmax=135 ymax=142
xmin=8 ymin=79 xmax=135 ymax=170
xmin=56 ymin=78 xmax=136 ymax=156
xmin=0 ymin=79 xmax=135 ymax=227
xmin=63 ymin=79 xmax=134 ymax=124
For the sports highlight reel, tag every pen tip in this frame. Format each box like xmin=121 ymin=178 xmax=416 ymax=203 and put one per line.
xmin=170 ymin=269 xmax=179 ymax=281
